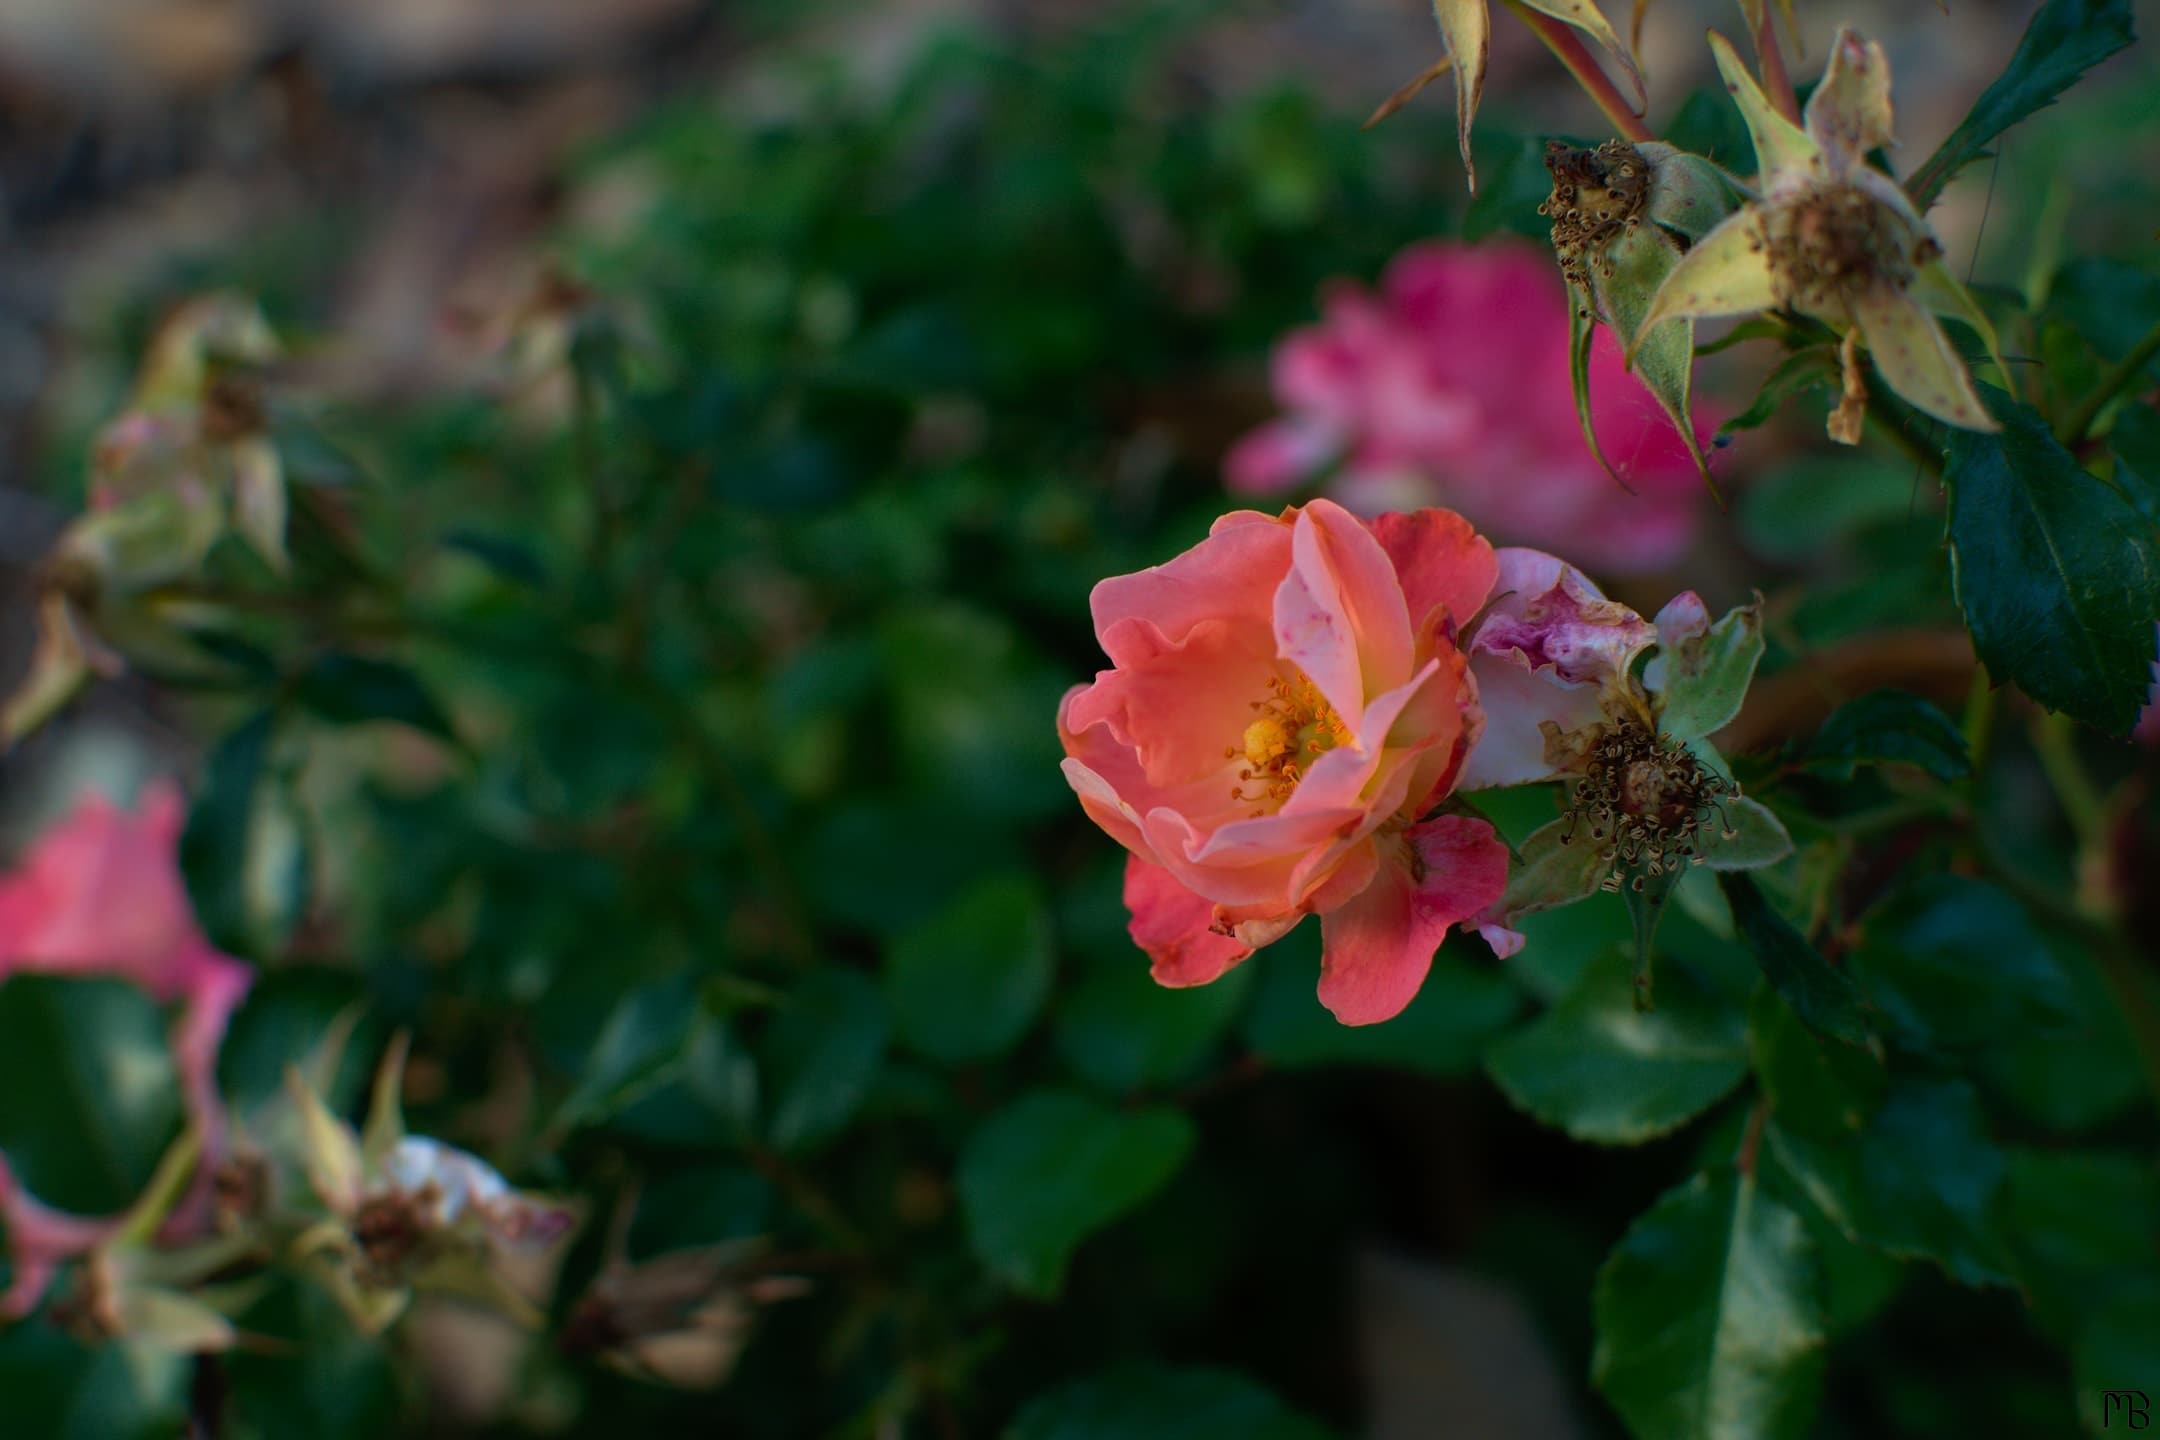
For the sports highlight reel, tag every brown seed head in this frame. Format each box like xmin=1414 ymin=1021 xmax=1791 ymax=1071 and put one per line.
xmin=1758 ymin=181 xmax=1939 ymax=313
xmin=1540 ymin=140 xmax=1651 ymax=291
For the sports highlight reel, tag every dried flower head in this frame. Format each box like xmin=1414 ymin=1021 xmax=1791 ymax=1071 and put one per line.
xmin=1561 ymin=720 xmax=1739 ymax=891
xmin=1541 ymin=140 xmax=1650 ymax=291
xmin=1641 ymin=28 xmax=2001 ymax=442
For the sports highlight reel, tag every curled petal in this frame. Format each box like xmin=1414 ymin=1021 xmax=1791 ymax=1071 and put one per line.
xmin=1708 ymin=30 xmax=1823 ymax=193
xmin=1090 ymin=517 xmax=1291 ymax=665
xmin=1804 ymin=27 xmax=1895 ymax=177
xmin=1459 ymin=648 xmax=1604 ymax=788
xmin=1274 ymin=500 xmax=1415 ymax=724
xmin=1316 ymin=816 xmax=1508 ymax=1025
xmin=1639 ymin=210 xmax=1778 ymax=338
xmin=1368 ymin=508 xmax=1499 ymax=636
xmin=1850 ymin=285 xmax=1999 ymax=433
xmin=1472 ymin=571 xmax=1657 ymax=690
xmin=0 ymin=1157 xmax=117 ymax=1317
xmin=1653 ymin=591 xmax=1711 ymax=653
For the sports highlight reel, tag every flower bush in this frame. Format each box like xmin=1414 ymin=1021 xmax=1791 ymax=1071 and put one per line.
xmin=0 ymin=4 xmax=2155 ymax=1437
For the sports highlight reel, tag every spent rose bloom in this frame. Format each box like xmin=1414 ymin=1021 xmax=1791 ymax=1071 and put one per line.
xmin=0 ymin=782 xmax=253 ymax=1316
xmin=1058 ymin=500 xmax=1516 ymax=1025
xmin=1224 ymin=242 xmax=1711 ymax=575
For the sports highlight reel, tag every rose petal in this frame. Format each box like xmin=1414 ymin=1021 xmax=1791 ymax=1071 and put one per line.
xmin=1368 ymin=508 xmax=1499 ymax=636
xmin=1315 ymin=815 xmax=1509 ymax=1025
xmin=1274 ymin=500 xmax=1415 ymax=723
xmin=1123 ymin=855 xmax=1255 ymax=987
xmin=1091 ymin=516 xmax=1292 ymax=665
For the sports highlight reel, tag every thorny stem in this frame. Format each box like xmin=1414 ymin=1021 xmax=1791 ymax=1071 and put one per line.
xmin=1751 ymin=6 xmax=1801 ymax=126
xmin=1959 ymin=666 xmax=1997 ymax=774
xmin=2030 ymin=710 xmax=2104 ymax=846
xmin=1864 ymin=406 xmax=1944 ymax=478
xmin=1503 ymin=0 xmax=1654 ymax=144
xmin=2061 ymin=313 xmax=2160 ymax=445
xmin=1735 ymin=1099 xmax=1768 ymax=1177
xmin=745 ymin=1142 xmax=871 ymax=1255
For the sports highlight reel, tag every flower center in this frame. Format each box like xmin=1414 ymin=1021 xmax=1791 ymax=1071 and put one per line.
xmin=1760 ymin=182 xmax=1939 ymax=313
xmin=1561 ymin=720 xmax=1737 ymax=890
xmin=1225 ymin=672 xmax=1350 ymax=813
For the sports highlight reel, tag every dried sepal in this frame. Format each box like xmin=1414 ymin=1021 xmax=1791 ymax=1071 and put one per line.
xmin=1848 ymin=285 xmax=1996 ymax=433
xmin=1365 ymin=54 xmax=1455 ymax=129
xmin=1432 ymin=0 xmax=1492 ymax=190
xmin=1706 ymin=30 xmax=1820 ymax=191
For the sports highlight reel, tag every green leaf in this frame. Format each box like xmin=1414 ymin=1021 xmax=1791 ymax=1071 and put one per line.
xmin=1054 ymin=961 xmax=1252 ymax=1097
xmin=1008 ymin=1365 xmax=1336 ymax=1440
xmin=0 ymin=1321 xmax=192 ymax=1440
xmin=1945 ymin=389 xmax=2160 ymax=736
xmin=1737 ymin=452 xmax=1914 ymax=561
xmin=1650 ymin=602 xmax=1765 ymax=741
xmin=557 ymin=977 xmax=755 ymax=1143
xmin=1718 ymin=347 xmax=1839 ymax=440
xmin=293 ymin=654 xmax=457 ymax=742
xmin=1592 ymin=1169 xmax=1827 ymax=1440
xmin=1243 ymin=925 xmax=1520 ymax=1075
xmin=1847 ymin=876 xmax=2076 ymax=1056
xmin=1980 ymin=938 xmax=2147 ymax=1133
xmin=1765 ymin=1074 xmax=2015 ymax=1287
xmin=1485 ymin=948 xmax=1746 ymax=1145
xmin=1490 ymin=816 xmax=1608 ymax=925
xmin=180 ymin=710 xmax=275 ymax=959
xmin=2074 ymin=1290 xmax=2160 ymax=1434
xmin=1906 ymin=0 xmax=2137 ymax=207
xmin=1695 ymin=797 xmax=1794 ymax=872
xmin=2005 ymin=1148 xmax=2160 ymax=1338
xmin=1747 ymin=985 xmax=1885 ymax=1142
xmin=1802 ymin=690 xmax=1972 ymax=781
xmin=1719 ymin=873 xmax=1872 ymax=1048
xmin=764 ymin=969 xmax=888 ymax=1153
xmin=2050 ymin=258 xmax=2160 ymax=389
xmin=0 ymin=976 xmax=185 ymax=1216
xmin=886 ymin=872 xmax=1054 ymax=1065
xmin=216 ymin=968 xmax=373 ymax=1119
xmin=958 ymin=1090 xmax=1194 ymax=1297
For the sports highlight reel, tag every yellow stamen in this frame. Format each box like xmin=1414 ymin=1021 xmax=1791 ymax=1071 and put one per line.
xmin=1228 ymin=672 xmax=1351 ymax=810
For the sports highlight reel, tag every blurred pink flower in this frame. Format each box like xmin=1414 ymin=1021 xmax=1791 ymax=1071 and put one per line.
xmin=1225 ymin=241 xmax=1715 ymax=574
xmin=0 ymin=783 xmax=251 ymax=1316
xmin=1058 ymin=500 xmax=1509 ymax=1025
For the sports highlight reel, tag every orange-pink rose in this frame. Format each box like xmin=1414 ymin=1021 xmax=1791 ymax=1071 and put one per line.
xmin=1058 ymin=500 xmax=1510 ymax=1024
xmin=0 ymin=783 xmax=252 ymax=1315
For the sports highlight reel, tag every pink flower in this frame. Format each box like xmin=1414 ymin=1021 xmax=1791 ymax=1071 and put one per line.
xmin=1058 ymin=500 xmax=1511 ymax=1024
xmin=1224 ymin=241 xmax=1713 ymax=575
xmin=0 ymin=783 xmax=252 ymax=1316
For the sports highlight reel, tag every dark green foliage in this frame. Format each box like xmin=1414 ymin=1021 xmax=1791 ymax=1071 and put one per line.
xmin=1944 ymin=389 xmax=2160 ymax=734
